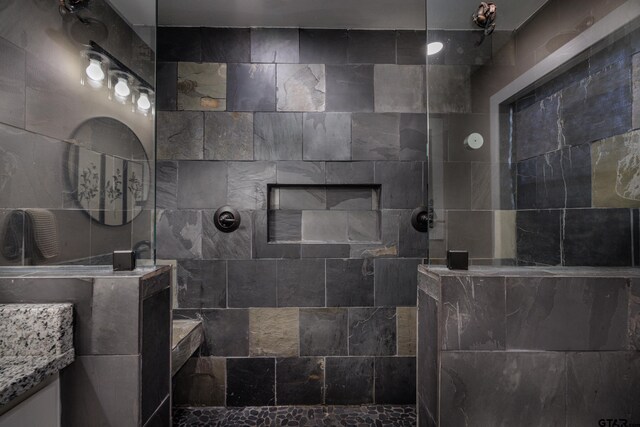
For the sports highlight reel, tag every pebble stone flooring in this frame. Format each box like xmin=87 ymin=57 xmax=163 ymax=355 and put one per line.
xmin=173 ymin=405 xmax=417 ymax=426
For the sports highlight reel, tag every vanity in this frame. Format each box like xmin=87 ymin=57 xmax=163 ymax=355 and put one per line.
xmin=0 ymin=265 xmax=172 ymax=427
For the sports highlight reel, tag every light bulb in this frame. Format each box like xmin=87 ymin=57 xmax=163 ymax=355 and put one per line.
xmin=114 ymin=77 xmax=131 ymax=99
xmin=137 ymin=92 xmax=151 ymax=111
xmin=427 ymin=41 xmax=444 ymax=56
xmin=85 ymin=59 xmax=105 ymax=82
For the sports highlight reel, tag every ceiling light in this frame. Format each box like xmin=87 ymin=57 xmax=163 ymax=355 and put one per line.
xmin=427 ymin=42 xmax=444 ymax=56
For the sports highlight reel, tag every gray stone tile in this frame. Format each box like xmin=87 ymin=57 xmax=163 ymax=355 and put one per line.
xmin=177 ymin=62 xmax=226 ymax=111
xmin=374 ymin=161 xmax=424 ymax=208
xmin=158 ymin=27 xmax=201 ymax=62
xmin=326 ymin=65 xmax=374 ymax=112
xmin=177 ymin=161 xmax=227 ymax=209
xmin=348 ymin=211 xmax=381 ymax=242
xmin=514 ymin=93 xmax=561 ymax=161
xmin=427 ymin=65 xmax=471 ymax=114
xmin=0 ymin=37 xmax=25 ymax=128
xmin=299 ymin=308 xmax=348 ymax=356
xmin=471 ymin=162 xmax=492 ymax=210
xmin=443 ymin=162 xmax=471 ymax=209
xmin=204 ymin=112 xmax=253 ymax=160
xmin=279 ymin=188 xmax=326 ymax=210
xmin=156 ymin=62 xmax=177 ymax=111
xmin=177 ymin=259 xmax=227 ymax=309
xmin=173 ymin=357 xmax=226 ymax=407
xmin=374 ymin=258 xmax=421 ymax=306
xmin=201 ymin=28 xmax=250 ymax=63
xmin=276 ymin=357 xmax=324 ymax=405
xmin=347 ymin=30 xmax=396 ymax=64
xmin=227 ymin=63 xmax=276 ymax=111
xmin=268 ymin=210 xmax=302 ymax=242
xmin=303 ymin=113 xmax=351 ymax=160
xmin=157 ymin=111 xmax=204 ymax=160
xmin=326 ymin=259 xmax=374 ymax=307
xmin=398 ymin=209 xmax=428 ymax=257
xmin=301 ymin=210 xmax=348 ymax=242
xmin=516 ymin=209 xmax=562 ymax=266
xmin=631 ymin=280 xmax=640 ymax=351
xmin=201 ymin=309 xmax=249 ymax=357
xmin=254 ymin=113 xmax=303 ymax=160
xmin=228 ymin=260 xmax=277 ymax=307
xmin=202 ymin=210 xmax=253 ymax=260
xmin=253 ymin=210 xmax=301 ymax=259
xmin=276 ymin=259 xmax=325 ymax=307
xmin=396 ymin=31 xmax=426 ymax=65
xmin=592 ymin=130 xmax=640 ymax=208
xmin=300 ymin=244 xmax=350 ymax=258
xmin=226 ymin=358 xmax=275 ymax=406
xmin=441 ymin=276 xmax=505 ymax=350
xmin=326 ymin=188 xmax=374 ymax=210
xmin=251 ymin=28 xmax=299 ymax=63
xmin=227 ymin=161 xmax=276 ymax=210
xmin=326 ymin=162 xmax=374 ymax=184
xmin=374 ymin=357 xmax=416 ymax=404
xmin=299 ymin=29 xmax=348 ymax=64
xmin=447 ymin=210 xmax=493 ymax=259
xmin=397 ymin=307 xmax=417 ymax=356
xmin=156 ymin=161 xmax=177 ymax=210
xmin=155 ymin=210 xmax=202 ymax=259
xmin=566 ymin=352 xmax=640 ymax=426
xmin=349 ymin=307 xmax=396 ymax=356
xmin=276 ymin=161 xmax=325 ymax=184
xmin=277 ymin=64 xmax=326 ymax=112
xmin=325 ymin=357 xmax=374 ymax=404
xmin=249 ymin=308 xmax=299 ymax=357
xmin=400 ymin=113 xmax=427 ymax=160
xmin=506 ymin=276 xmax=628 ymax=350
xmin=352 ymin=113 xmax=400 ymax=160
xmin=440 ymin=352 xmax=566 ymax=426
xmin=374 ymin=65 xmax=425 ymax=113
xmin=417 ymin=290 xmax=438 ymax=427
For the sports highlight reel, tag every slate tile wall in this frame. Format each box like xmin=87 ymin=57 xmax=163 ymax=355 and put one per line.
xmin=160 ymin=27 xmax=425 ymax=406
xmin=513 ymin=28 xmax=640 ymax=266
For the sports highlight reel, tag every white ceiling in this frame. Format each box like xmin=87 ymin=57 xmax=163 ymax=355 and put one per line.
xmin=157 ymin=0 xmax=551 ymax=30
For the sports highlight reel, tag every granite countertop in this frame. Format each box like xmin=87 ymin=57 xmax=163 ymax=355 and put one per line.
xmin=0 ymin=304 xmax=75 ymax=406
xmin=419 ymin=264 xmax=640 ymax=278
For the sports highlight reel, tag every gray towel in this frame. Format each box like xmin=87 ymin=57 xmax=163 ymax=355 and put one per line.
xmin=24 ymin=209 xmax=60 ymax=259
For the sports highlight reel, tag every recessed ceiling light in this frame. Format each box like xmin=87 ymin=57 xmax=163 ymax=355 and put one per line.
xmin=427 ymin=41 xmax=444 ymax=56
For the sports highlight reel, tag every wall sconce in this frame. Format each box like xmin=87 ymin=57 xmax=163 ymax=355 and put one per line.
xmin=80 ymin=49 xmax=109 ymax=88
xmin=134 ymin=87 xmax=155 ymax=116
xmin=108 ymin=70 xmax=134 ymax=104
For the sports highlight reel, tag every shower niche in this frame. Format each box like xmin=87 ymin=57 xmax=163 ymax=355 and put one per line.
xmin=267 ymin=184 xmax=381 ymax=244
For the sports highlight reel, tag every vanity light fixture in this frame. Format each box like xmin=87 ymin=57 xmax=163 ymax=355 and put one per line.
xmin=108 ymin=70 xmax=134 ymax=104
xmin=80 ymin=49 xmax=109 ymax=88
xmin=134 ymin=87 xmax=155 ymax=115
xmin=427 ymin=41 xmax=444 ymax=56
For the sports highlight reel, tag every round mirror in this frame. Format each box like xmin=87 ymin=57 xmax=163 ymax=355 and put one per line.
xmin=66 ymin=117 xmax=150 ymax=226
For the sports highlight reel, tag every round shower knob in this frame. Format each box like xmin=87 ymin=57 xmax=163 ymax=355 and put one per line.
xmin=213 ymin=206 xmax=241 ymax=233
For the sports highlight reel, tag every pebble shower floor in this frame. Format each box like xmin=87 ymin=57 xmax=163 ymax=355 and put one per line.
xmin=173 ymin=405 xmax=417 ymax=426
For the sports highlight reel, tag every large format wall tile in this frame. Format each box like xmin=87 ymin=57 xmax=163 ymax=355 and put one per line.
xmin=277 ymin=64 xmax=326 ymax=112
xmin=326 ymin=259 xmax=374 ymax=307
xmin=347 ymin=31 xmax=396 ymax=64
xmin=630 ymin=280 xmax=640 ymax=351
xmin=254 ymin=112 xmax=303 ymax=160
xmin=201 ymin=309 xmax=249 ymax=357
xmin=348 ymin=307 xmax=396 ymax=356
xmin=227 ymin=161 xmax=276 ymax=210
xmin=324 ymin=357 xmax=374 ymax=404
xmin=399 ymin=113 xmax=427 ymax=161
xmin=155 ymin=210 xmax=202 ymax=259
xmin=591 ymin=129 xmax=640 ymax=208
xmin=302 ymin=113 xmax=350 ymax=160
xmin=226 ymin=358 xmax=275 ymax=406
xmin=506 ymin=277 xmax=628 ymax=350
xmin=374 ymin=259 xmax=421 ymax=306
xmin=177 ymin=62 xmax=227 ymax=111
xmin=440 ymin=352 xmax=566 ymax=426
xmin=352 ymin=113 xmax=400 ymax=160
xmin=516 ymin=209 xmax=561 ymax=265
xmin=202 ymin=210 xmax=253 ymax=260
xmin=157 ymin=111 xmax=204 ymax=160
xmin=158 ymin=27 xmax=201 ymax=62
xmin=299 ymin=30 xmax=348 ymax=64
xmin=204 ymin=112 xmax=253 ymax=160
xmin=427 ymin=65 xmax=471 ymax=114
xmin=251 ymin=28 xmax=299 ymax=64
xmin=227 ymin=64 xmax=276 ymax=111
xmin=276 ymin=259 xmax=325 ymax=307
xmin=374 ymin=65 xmax=425 ymax=113
xmin=566 ymin=352 xmax=640 ymax=425
xmin=397 ymin=307 xmax=417 ymax=356
xmin=374 ymin=161 xmax=424 ymax=209
xmin=201 ymin=28 xmax=251 ymax=63
xmin=156 ymin=62 xmax=177 ymax=111
xmin=227 ymin=260 xmax=277 ymax=307
xmin=299 ymin=308 xmax=348 ymax=356
xmin=173 ymin=357 xmax=226 ymax=406
xmin=396 ymin=31 xmax=426 ymax=65
xmin=177 ymin=259 xmax=227 ymax=308
xmin=249 ymin=308 xmax=299 ymax=357
xmin=276 ymin=357 xmax=324 ymax=405
xmin=446 ymin=210 xmax=493 ymax=259
xmin=325 ymin=65 xmax=374 ymax=112
xmin=374 ymin=357 xmax=416 ymax=404
xmin=325 ymin=162 xmax=374 ymax=184
xmin=0 ymin=36 xmax=26 ymax=128
xmin=441 ymin=276 xmax=505 ymax=350
xmin=276 ymin=161 xmax=325 ymax=184
xmin=514 ymin=93 xmax=560 ymax=161
xmin=177 ymin=161 xmax=227 ymax=208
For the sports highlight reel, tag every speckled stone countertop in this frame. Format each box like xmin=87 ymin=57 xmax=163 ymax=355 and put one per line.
xmin=0 ymin=304 xmax=75 ymax=406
